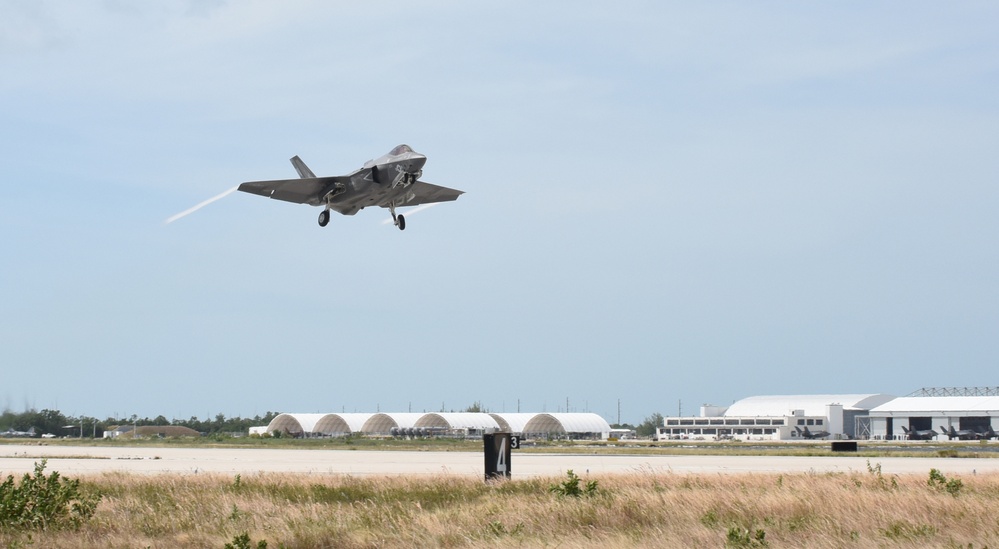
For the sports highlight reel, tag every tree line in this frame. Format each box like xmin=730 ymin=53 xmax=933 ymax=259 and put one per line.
xmin=611 ymin=413 xmax=664 ymax=438
xmin=0 ymin=409 xmax=280 ymax=438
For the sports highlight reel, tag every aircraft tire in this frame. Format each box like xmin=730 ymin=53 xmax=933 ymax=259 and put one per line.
xmin=318 ymin=210 xmax=330 ymax=227
xmin=397 ymin=214 xmax=406 ymax=231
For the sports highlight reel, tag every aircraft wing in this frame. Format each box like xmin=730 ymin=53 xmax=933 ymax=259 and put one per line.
xmin=238 ymin=177 xmax=346 ymax=206
xmin=395 ymin=181 xmax=464 ymax=208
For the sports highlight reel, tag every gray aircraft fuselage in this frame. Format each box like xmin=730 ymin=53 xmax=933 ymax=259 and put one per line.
xmin=237 ymin=144 xmax=462 ymax=229
xmin=335 ymin=145 xmax=428 ymax=215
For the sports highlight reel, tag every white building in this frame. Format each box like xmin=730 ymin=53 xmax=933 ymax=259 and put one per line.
xmin=657 ymin=394 xmax=895 ymax=441
xmin=265 ymin=412 xmax=611 ymax=440
xmin=865 ymin=388 xmax=999 ymax=440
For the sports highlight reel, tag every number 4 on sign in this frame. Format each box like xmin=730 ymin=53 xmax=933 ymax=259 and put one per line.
xmin=484 ymin=433 xmax=512 ymax=480
xmin=496 ymin=437 xmax=507 ymax=473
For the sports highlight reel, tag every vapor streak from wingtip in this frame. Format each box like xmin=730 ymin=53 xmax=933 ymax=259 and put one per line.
xmin=165 ymin=186 xmax=239 ymax=224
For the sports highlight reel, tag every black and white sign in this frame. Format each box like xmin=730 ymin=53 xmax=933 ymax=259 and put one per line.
xmin=483 ymin=433 xmax=512 ymax=480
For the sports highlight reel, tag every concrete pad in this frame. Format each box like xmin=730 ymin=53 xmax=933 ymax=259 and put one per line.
xmin=1 ymin=444 xmax=996 ymax=478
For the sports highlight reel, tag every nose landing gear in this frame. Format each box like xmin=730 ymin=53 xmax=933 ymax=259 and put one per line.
xmin=389 ymin=205 xmax=406 ymax=231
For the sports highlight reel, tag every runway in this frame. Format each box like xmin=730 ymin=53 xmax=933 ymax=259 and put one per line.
xmin=2 ymin=444 xmax=998 ymax=478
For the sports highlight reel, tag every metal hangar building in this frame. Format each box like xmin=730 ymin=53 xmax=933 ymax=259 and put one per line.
xmin=264 ymin=412 xmax=611 ymax=440
xmin=863 ymin=387 xmax=999 ymax=440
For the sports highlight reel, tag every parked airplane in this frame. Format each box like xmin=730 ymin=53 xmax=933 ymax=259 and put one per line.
xmin=975 ymin=426 xmax=999 ymax=440
xmin=0 ymin=427 xmax=35 ymax=438
xmin=901 ymin=426 xmax=938 ymax=440
xmin=940 ymin=425 xmax=980 ymax=440
xmin=238 ymin=144 xmax=463 ymax=229
xmin=794 ymin=426 xmax=830 ymax=439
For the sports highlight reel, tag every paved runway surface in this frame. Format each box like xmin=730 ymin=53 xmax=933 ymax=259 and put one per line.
xmin=3 ymin=444 xmax=998 ymax=478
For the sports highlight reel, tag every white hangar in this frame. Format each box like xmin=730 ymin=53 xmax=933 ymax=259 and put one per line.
xmin=265 ymin=412 xmax=611 ymax=440
xmin=864 ymin=387 xmax=999 ymax=440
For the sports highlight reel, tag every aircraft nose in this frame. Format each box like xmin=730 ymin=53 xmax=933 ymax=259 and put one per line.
xmin=409 ymin=152 xmax=427 ymax=170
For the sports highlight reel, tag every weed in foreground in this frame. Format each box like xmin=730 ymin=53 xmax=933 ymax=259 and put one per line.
xmin=726 ymin=525 xmax=767 ymax=547
xmin=8 ymin=471 xmax=999 ymax=548
xmin=701 ymin=509 xmax=720 ymax=527
xmin=881 ymin=520 xmax=937 ymax=541
xmin=866 ymin=460 xmax=899 ymax=490
xmin=224 ymin=532 xmax=268 ymax=549
xmin=549 ymin=470 xmax=598 ymax=498
xmin=0 ymin=460 xmax=100 ymax=531
xmin=928 ymin=468 xmax=964 ymax=496
xmin=486 ymin=520 xmax=524 ymax=537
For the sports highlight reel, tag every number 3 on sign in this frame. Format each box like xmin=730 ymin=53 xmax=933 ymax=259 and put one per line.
xmin=510 ymin=435 xmax=520 ymax=449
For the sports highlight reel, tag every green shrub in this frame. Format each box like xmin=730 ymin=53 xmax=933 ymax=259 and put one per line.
xmin=726 ymin=525 xmax=767 ymax=547
xmin=0 ymin=460 xmax=100 ymax=531
xmin=866 ymin=460 xmax=898 ymax=490
xmin=549 ymin=470 xmax=598 ymax=498
xmin=224 ymin=532 xmax=267 ymax=549
xmin=928 ymin=468 xmax=963 ymax=496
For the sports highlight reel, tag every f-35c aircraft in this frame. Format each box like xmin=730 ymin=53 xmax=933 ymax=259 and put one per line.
xmin=939 ymin=425 xmax=998 ymax=440
xmin=939 ymin=425 xmax=983 ymax=440
xmin=794 ymin=426 xmax=831 ymax=439
xmin=901 ymin=425 xmax=938 ymax=440
xmin=237 ymin=145 xmax=463 ymax=229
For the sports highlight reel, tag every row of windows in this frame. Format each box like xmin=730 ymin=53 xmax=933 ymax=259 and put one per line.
xmin=661 ymin=428 xmax=778 ymax=435
xmin=665 ymin=417 xmax=825 ymax=427
xmin=665 ymin=418 xmax=788 ymax=426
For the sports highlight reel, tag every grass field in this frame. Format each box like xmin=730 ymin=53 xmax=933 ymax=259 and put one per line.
xmin=2 ymin=462 xmax=997 ymax=548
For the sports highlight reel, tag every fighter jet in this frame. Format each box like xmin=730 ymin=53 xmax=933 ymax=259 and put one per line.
xmin=794 ymin=426 xmax=831 ymax=439
xmin=940 ymin=425 xmax=979 ymax=440
xmin=901 ymin=425 xmax=938 ymax=441
xmin=237 ymin=144 xmax=463 ymax=229
xmin=976 ymin=426 xmax=999 ymax=440
xmin=1 ymin=427 xmax=35 ymax=438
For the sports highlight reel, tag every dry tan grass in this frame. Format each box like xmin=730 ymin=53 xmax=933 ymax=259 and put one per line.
xmin=3 ymin=467 xmax=998 ymax=548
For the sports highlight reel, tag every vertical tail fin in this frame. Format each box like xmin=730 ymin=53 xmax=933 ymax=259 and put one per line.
xmin=290 ymin=156 xmax=316 ymax=179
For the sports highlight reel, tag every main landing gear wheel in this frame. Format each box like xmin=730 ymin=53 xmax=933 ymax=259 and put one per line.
xmin=397 ymin=214 xmax=406 ymax=231
xmin=318 ymin=210 xmax=330 ymax=227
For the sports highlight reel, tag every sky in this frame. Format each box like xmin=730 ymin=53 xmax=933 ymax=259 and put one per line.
xmin=2 ymin=2 xmax=998 ymax=425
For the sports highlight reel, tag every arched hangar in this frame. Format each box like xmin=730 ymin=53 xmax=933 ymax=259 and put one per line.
xmin=266 ymin=412 xmax=612 ymax=440
xmin=266 ymin=413 xmax=328 ymax=437
xmin=522 ymin=413 xmax=612 ymax=440
xmin=314 ymin=413 xmax=373 ymax=436
xmin=362 ymin=413 xmax=425 ymax=436
xmin=266 ymin=413 xmax=375 ymax=437
xmin=414 ymin=413 xmax=500 ymax=436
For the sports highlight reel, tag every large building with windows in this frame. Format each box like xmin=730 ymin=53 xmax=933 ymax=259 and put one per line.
xmin=656 ymin=394 xmax=895 ymax=441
